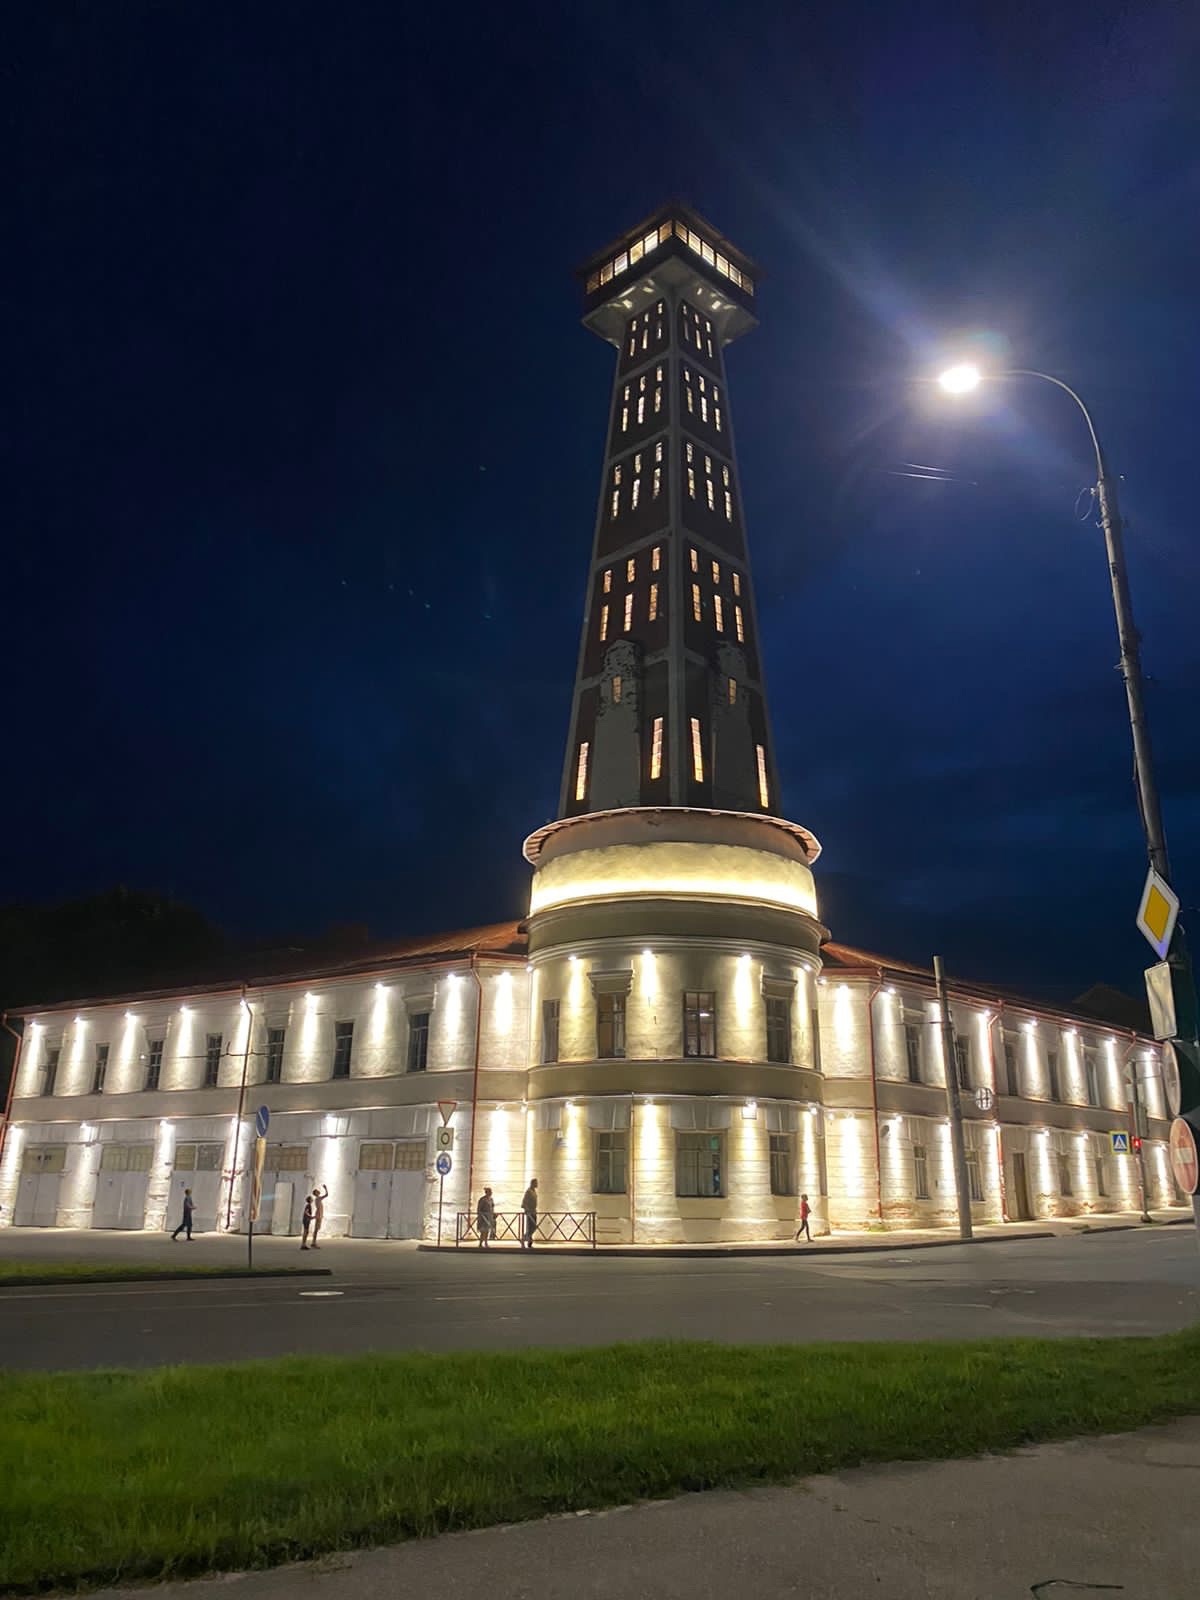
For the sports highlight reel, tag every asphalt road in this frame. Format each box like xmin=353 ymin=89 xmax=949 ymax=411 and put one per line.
xmin=1 ymin=1228 xmax=1197 ymax=1369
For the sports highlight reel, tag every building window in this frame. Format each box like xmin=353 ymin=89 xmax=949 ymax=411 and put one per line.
xmin=732 ymin=571 xmax=741 ymax=597
xmin=687 ymin=467 xmax=696 ymax=499
xmin=652 ymin=465 xmax=661 ymax=498
xmin=594 ymin=1131 xmax=628 ymax=1195
xmin=905 ymin=1023 xmax=922 ymax=1084
xmin=1084 ymin=1051 xmax=1100 ymax=1107
xmin=683 ymin=991 xmax=717 ymax=1058
xmin=541 ymin=999 xmax=560 ymax=1064
xmin=1046 ymin=1049 xmax=1061 ymax=1102
xmin=623 ymin=593 xmax=633 ymax=632
xmin=650 ymin=716 xmax=664 ymax=780
xmin=769 ymin=1133 xmax=795 ymax=1196
xmin=603 ymin=568 xmax=612 ymax=593
xmin=690 ymin=716 xmax=704 ymax=781
xmin=599 ymin=604 xmax=609 ymax=642
xmin=145 ymin=1039 xmax=164 ymax=1092
xmin=689 ymin=546 xmax=699 ymax=573
xmin=651 ymin=544 xmax=661 ymax=571
xmin=1058 ymin=1147 xmax=1073 ymax=1196
xmin=649 ymin=583 xmax=659 ymax=621
xmin=203 ymin=1033 xmax=222 ymax=1088
xmin=724 ymin=490 xmax=733 ymax=521
xmin=714 ymin=594 xmax=725 ymax=632
xmin=765 ymin=995 xmax=792 ymax=1063
xmin=611 ymin=674 xmax=622 ymax=704
xmin=692 ymin=583 xmax=702 ymax=622
xmin=1002 ymin=1039 xmax=1020 ymax=1097
xmin=728 ymin=677 xmax=737 ymax=704
xmin=676 ymin=1131 xmax=723 ymax=1197
xmin=755 ymin=744 xmax=769 ymax=808
xmin=44 ymin=1046 xmax=61 ymax=1096
xmin=92 ymin=1042 xmax=110 ymax=1095
xmin=1095 ymin=1152 xmax=1109 ymax=1197
xmin=596 ymin=992 xmax=626 ymax=1059
xmin=626 ymin=557 xmax=636 ymax=583
xmin=265 ymin=1027 xmax=285 ymax=1084
xmin=706 ymin=479 xmax=715 ymax=511
xmin=965 ymin=1144 xmax=984 ymax=1202
xmin=407 ymin=1012 xmax=430 ymax=1073
xmin=953 ymin=1035 xmax=970 ymax=1090
xmin=913 ymin=1143 xmax=930 ymax=1200
xmin=735 ymin=605 xmax=745 ymax=643
xmin=610 ymin=489 xmax=620 ymax=519
xmin=332 ymin=1020 xmax=354 ymax=1079
xmin=575 ymin=740 xmax=589 ymax=802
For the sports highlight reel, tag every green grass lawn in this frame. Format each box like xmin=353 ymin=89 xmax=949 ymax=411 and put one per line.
xmin=3 ymin=1329 xmax=1199 ymax=1593
xmin=0 ymin=1261 xmax=322 ymax=1287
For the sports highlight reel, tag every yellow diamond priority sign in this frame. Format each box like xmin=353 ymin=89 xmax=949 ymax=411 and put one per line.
xmin=1136 ymin=867 xmax=1179 ymax=961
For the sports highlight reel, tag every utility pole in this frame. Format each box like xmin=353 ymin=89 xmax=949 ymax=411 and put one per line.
xmin=934 ymin=956 xmax=973 ymax=1241
xmin=1125 ymin=1048 xmax=1153 ymax=1223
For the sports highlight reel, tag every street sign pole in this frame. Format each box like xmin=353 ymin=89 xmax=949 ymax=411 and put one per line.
xmin=248 ymin=1109 xmax=269 ymax=1271
xmin=435 ymin=1151 xmax=453 ymax=1248
xmin=934 ymin=956 xmax=973 ymax=1242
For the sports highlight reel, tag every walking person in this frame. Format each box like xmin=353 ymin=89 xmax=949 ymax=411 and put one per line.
xmin=521 ymin=1177 xmax=538 ymax=1250
xmin=795 ymin=1192 xmax=812 ymax=1244
xmin=300 ymin=1191 xmax=314 ymax=1250
xmin=476 ymin=1186 xmax=495 ymax=1249
xmin=310 ymin=1184 xmax=329 ymax=1248
xmin=171 ymin=1187 xmax=194 ymax=1242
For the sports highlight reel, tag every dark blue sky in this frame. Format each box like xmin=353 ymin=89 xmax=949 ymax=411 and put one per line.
xmin=7 ymin=1 xmax=1199 ymax=998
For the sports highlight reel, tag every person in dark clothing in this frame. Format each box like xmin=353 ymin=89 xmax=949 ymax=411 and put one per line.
xmin=301 ymin=1192 xmax=314 ymax=1249
xmin=476 ymin=1186 xmax=495 ymax=1248
xmin=172 ymin=1188 xmax=194 ymax=1241
xmin=795 ymin=1193 xmax=812 ymax=1243
xmin=520 ymin=1178 xmax=538 ymax=1250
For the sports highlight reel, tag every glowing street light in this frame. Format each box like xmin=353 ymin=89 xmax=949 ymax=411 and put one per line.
xmin=937 ymin=361 xmax=982 ymax=394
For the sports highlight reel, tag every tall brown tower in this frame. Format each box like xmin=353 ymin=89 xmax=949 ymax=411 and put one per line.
xmin=558 ymin=204 xmax=780 ymax=820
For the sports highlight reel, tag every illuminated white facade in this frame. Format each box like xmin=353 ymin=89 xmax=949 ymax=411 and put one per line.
xmin=0 ymin=204 xmax=1183 ymax=1243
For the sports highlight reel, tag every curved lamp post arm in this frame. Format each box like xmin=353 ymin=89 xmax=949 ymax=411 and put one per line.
xmin=1003 ymin=369 xmax=1107 ymax=480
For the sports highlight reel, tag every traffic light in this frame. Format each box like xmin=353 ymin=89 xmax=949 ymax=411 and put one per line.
xmin=1132 ymin=1136 xmax=1143 ymax=1153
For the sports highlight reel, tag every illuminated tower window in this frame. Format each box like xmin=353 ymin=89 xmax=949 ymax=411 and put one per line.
xmin=714 ymin=594 xmax=725 ymax=632
xmin=722 ymin=464 xmax=730 ymax=485
xmin=689 ymin=547 xmax=698 ymax=572
xmin=651 ymin=545 xmax=661 ymax=571
xmin=652 ymin=466 xmax=661 ymax=498
xmin=599 ymin=604 xmax=609 ymax=641
xmin=626 ymin=557 xmax=636 ymax=583
xmin=735 ymin=605 xmax=745 ymax=642
xmin=690 ymin=717 xmax=704 ymax=781
xmin=649 ymin=582 xmax=658 ymax=620
xmin=732 ymin=571 xmax=741 ymax=596
xmin=711 ymin=560 xmax=720 ymax=585
xmin=621 ymin=405 xmax=629 ymax=432
xmin=603 ymin=568 xmax=612 ymax=593
xmin=756 ymin=744 xmax=769 ymax=808
xmin=706 ymin=479 xmax=715 ymax=511
xmin=724 ymin=491 xmax=733 ymax=521
xmin=575 ymin=741 xmax=590 ymax=802
xmin=687 ymin=468 xmax=696 ymax=499
xmin=655 ymin=439 xmax=663 ymax=462
xmin=692 ymin=583 xmax=702 ymax=621
xmin=650 ymin=716 xmax=664 ymax=779
xmin=610 ymin=490 xmax=620 ymax=518
xmin=727 ymin=677 xmax=737 ymax=704
xmin=623 ymin=593 xmax=633 ymax=631
xmin=631 ymin=478 xmax=640 ymax=509
xmin=637 ymin=393 xmax=645 ymax=424
xmin=612 ymin=675 xmax=622 ymax=704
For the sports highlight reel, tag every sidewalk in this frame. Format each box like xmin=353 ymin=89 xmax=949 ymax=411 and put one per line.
xmin=91 ymin=1415 xmax=1200 ymax=1599
xmin=421 ymin=1209 xmax=1193 ymax=1256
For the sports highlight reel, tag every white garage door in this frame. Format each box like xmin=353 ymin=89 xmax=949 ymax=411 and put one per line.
xmin=93 ymin=1144 xmax=154 ymax=1230
xmin=167 ymin=1141 xmax=226 ymax=1233
xmin=352 ymin=1140 xmax=426 ymax=1239
xmin=14 ymin=1145 xmax=66 ymax=1227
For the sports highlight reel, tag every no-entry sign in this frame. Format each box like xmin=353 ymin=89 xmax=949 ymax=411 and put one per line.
xmin=1168 ymin=1117 xmax=1199 ymax=1196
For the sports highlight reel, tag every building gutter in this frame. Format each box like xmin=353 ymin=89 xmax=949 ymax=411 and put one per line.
xmin=225 ymin=986 xmax=254 ymax=1231
xmin=0 ymin=1013 xmax=25 ymax=1186
xmin=866 ymin=976 xmax=885 ymax=1223
xmin=466 ymin=954 xmax=483 ymax=1207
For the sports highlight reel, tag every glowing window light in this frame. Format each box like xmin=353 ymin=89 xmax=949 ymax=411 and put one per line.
xmin=610 ymin=490 xmax=620 ymax=518
xmin=599 ymin=604 xmax=609 ymax=642
xmin=651 ymin=544 xmax=661 ymax=571
xmin=706 ymin=479 xmax=715 ymax=511
xmin=649 ymin=583 xmax=658 ymax=621
xmin=690 ymin=546 xmax=699 ymax=572
xmin=756 ymin=744 xmax=769 ymax=808
xmin=650 ymin=716 xmax=664 ymax=780
xmin=637 ymin=395 xmax=645 ymax=424
xmin=623 ymin=593 xmax=633 ymax=632
xmin=692 ymin=583 xmax=702 ymax=621
xmin=652 ymin=466 xmax=661 ymax=498
xmin=724 ymin=491 xmax=733 ymax=521
xmin=575 ymin=742 xmax=589 ymax=803
xmin=603 ymin=568 xmax=612 ymax=593
xmin=611 ymin=675 xmax=622 ymax=704
xmin=687 ymin=468 xmax=696 ymax=499
xmin=711 ymin=560 xmax=720 ymax=586
xmin=655 ymin=439 xmax=663 ymax=462
xmin=690 ymin=717 xmax=704 ymax=781
xmin=728 ymin=677 xmax=737 ymax=704
xmin=732 ymin=571 xmax=741 ymax=596
xmin=631 ymin=478 xmax=640 ymax=509
xmin=626 ymin=557 xmax=636 ymax=583
xmin=714 ymin=594 xmax=725 ymax=632
xmin=735 ymin=605 xmax=745 ymax=643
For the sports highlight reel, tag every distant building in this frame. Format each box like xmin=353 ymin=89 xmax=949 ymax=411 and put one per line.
xmin=0 ymin=206 xmax=1181 ymax=1242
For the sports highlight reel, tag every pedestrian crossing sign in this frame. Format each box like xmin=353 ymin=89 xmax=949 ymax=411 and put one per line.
xmin=1111 ymin=1131 xmax=1130 ymax=1154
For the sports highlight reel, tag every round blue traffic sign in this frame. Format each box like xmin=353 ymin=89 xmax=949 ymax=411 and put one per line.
xmin=435 ymin=1152 xmax=452 ymax=1176
xmin=255 ymin=1106 xmax=270 ymax=1138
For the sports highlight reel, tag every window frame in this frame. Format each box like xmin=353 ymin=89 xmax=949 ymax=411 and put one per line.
xmin=203 ymin=1033 xmax=222 ymax=1089
xmin=595 ymin=991 xmax=626 ymax=1060
xmin=769 ymin=1132 xmax=795 ymax=1196
xmin=904 ymin=1023 xmax=922 ymax=1084
xmin=92 ymin=1042 xmax=109 ymax=1095
xmin=675 ymin=1130 xmax=724 ymax=1198
xmin=145 ymin=1038 xmax=164 ymax=1092
xmin=1046 ymin=1049 xmax=1062 ymax=1103
xmin=764 ymin=994 xmax=792 ymax=1064
xmin=332 ymin=1019 xmax=354 ymax=1080
xmin=407 ymin=1011 xmax=431 ymax=1074
xmin=541 ymin=998 xmax=560 ymax=1065
xmin=682 ymin=991 xmax=717 ymax=1059
xmin=593 ymin=1130 xmax=628 ymax=1195
xmin=913 ymin=1142 xmax=930 ymax=1200
xmin=265 ymin=1027 xmax=285 ymax=1085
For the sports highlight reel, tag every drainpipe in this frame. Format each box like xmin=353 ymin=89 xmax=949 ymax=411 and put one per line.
xmin=466 ymin=954 xmax=483 ymax=1208
xmin=629 ymin=1091 xmax=637 ymax=1245
xmin=225 ymin=986 xmax=254 ymax=1231
xmin=0 ymin=1014 xmax=25 ymax=1195
xmin=990 ymin=1003 xmax=1009 ymax=1221
xmin=865 ymin=976 xmax=885 ymax=1224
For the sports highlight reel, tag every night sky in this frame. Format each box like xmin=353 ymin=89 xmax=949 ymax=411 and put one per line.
xmin=8 ymin=1 xmax=1200 ymax=1000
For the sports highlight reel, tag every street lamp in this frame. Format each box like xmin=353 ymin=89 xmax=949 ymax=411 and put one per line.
xmin=937 ymin=360 xmax=1199 ymax=1224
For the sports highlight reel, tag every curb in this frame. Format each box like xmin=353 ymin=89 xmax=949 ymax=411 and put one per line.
xmin=418 ymin=1232 xmax=1059 ymax=1258
xmin=0 ymin=1267 xmax=335 ymax=1290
